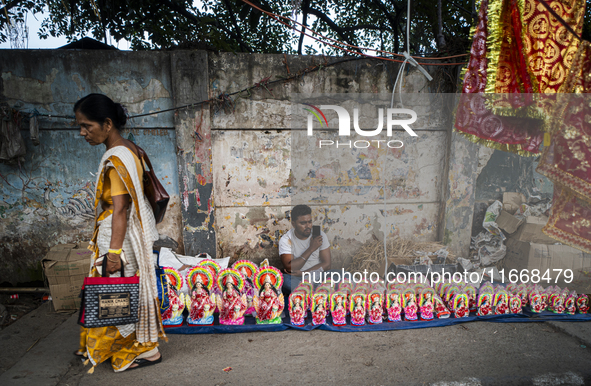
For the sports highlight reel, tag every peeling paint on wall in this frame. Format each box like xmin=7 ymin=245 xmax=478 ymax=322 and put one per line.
xmin=0 ymin=121 xmax=180 ymax=284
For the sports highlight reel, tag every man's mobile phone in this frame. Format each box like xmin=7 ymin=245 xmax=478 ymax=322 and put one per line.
xmin=312 ymin=225 xmax=321 ymax=238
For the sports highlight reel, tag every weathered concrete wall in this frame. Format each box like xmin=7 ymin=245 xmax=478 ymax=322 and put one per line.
xmin=441 ymin=132 xmax=480 ymax=258
xmin=209 ymin=52 xmax=451 ymax=268
xmin=0 ymin=50 xmax=182 ymax=284
xmin=1 ymin=49 xmax=478 ymax=282
xmin=475 ymin=150 xmax=553 ymax=201
xmin=170 ymin=51 xmax=214 ymax=257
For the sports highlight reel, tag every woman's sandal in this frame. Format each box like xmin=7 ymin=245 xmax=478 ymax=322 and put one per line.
xmin=74 ymin=350 xmax=85 ymax=357
xmin=128 ymin=355 xmax=162 ymax=370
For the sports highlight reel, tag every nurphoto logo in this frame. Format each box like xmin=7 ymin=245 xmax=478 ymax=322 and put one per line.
xmin=303 ymin=103 xmax=419 ymax=149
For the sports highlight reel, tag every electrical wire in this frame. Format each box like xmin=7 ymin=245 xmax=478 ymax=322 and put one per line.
xmin=242 ymin=0 xmax=469 ymax=60
xmin=239 ymin=0 xmax=468 ymax=66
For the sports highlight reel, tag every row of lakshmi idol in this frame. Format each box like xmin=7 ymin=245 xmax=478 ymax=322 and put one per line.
xmin=287 ymin=279 xmax=590 ymax=327
xmin=161 ymin=259 xmax=285 ymax=327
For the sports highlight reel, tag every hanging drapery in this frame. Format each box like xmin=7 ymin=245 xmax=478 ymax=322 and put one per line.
xmin=454 ymin=0 xmax=585 ymax=156
xmin=454 ymin=0 xmax=543 ymax=156
xmin=457 ymin=0 xmax=591 ymax=252
xmin=536 ymin=41 xmax=591 ymax=254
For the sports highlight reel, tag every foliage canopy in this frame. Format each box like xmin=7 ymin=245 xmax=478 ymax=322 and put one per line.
xmin=0 ymin=0 xmax=589 ymax=55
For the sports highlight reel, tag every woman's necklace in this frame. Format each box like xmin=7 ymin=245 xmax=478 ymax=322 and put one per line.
xmin=108 ymin=137 xmax=124 ymax=149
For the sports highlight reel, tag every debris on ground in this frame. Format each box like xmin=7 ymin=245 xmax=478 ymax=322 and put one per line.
xmin=349 ymin=238 xmax=456 ymax=273
xmin=0 ymin=292 xmax=45 ymax=329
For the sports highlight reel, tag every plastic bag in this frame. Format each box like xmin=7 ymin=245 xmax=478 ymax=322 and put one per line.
xmin=482 ymin=200 xmax=505 ymax=240
xmin=471 ymin=231 xmax=506 ymax=266
xmin=513 ymin=200 xmax=552 ymax=220
xmin=158 ymin=247 xmax=230 ymax=295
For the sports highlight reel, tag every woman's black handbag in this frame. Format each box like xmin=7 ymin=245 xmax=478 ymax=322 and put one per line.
xmin=78 ymin=258 xmax=140 ymax=328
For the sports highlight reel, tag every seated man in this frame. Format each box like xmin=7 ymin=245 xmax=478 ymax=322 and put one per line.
xmin=279 ymin=204 xmax=331 ymax=295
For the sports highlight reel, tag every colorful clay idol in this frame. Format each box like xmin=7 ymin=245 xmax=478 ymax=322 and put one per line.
xmin=445 ymin=285 xmax=460 ymax=311
xmin=540 ymin=290 xmax=549 ymax=311
xmin=339 ymin=281 xmax=353 ymax=294
xmin=295 ymin=282 xmax=314 ymax=295
xmin=402 ymin=289 xmax=418 ymax=321
xmin=216 ymin=268 xmax=248 ymax=325
xmin=199 ymin=259 xmax=222 ymax=310
xmin=253 ymin=267 xmax=284 ymax=324
xmin=577 ymin=294 xmax=589 ymax=314
xmin=439 ymin=282 xmax=451 ymax=301
xmin=350 ymin=293 xmax=367 ymax=326
xmin=477 ymin=292 xmax=493 ymax=316
xmin=509 ymin=294 xmax=522 ymax=314
xmin=565 ymin=291 xmax=577 ymax=315
xmin=549 ymin=291 xmax=566 ymax=314
xmin=186 ymin=266 xmax=216 ymax=326
xmin=419 ymin=289 xmax=435 ymax=321
xmin=386 ymin=291 xmax=402 ymax=322
xmin=289 ymin=291 xmax=308 ymax=326
xmin=161 ymin=267 xmax=186 ymax=327
xmin=331 ymin=293 xmax=348 ymax=326
xmin=452 ymin=293 xmax=469 ymax=318
xmin=518 ymin=290 xmax=528 ymax=308
xmin=199 ymin=259 xmax=221 ymax=277
xmin=464 ymin=285 xmax=477 ymax=312
xmin=367 ymin=291 xmax=384 ymax=325
xmin=494 ymin=291 xmax=509 ymax=315
xmin=529 ymin=290 xmax=544 ymax=313
xmin=311 ymin=293 xmax=329 ymax=326
xmin=338 ymin=284 xmax=352 ymax=314
xmin=433 ymin=295 xmax=450 ymax=319
xmin=233 ymin=260 xmax=259 ymax=317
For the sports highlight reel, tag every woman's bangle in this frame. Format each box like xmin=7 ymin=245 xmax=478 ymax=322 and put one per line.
xmin=106 ymin=254 xmax=120 ymax=263
xmin=108 ymin=248 xmax=122 ymax=255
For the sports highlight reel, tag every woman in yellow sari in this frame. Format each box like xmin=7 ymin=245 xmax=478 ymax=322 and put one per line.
xmin=74 ymin=94 xmax=165 ymax=372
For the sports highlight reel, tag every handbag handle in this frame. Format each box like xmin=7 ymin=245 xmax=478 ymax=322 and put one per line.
xmin=101 ymin=253 xmax=125 ymax=277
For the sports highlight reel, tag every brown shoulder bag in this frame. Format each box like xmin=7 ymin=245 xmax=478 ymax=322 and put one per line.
xmin=133 ymin=143 xmax=170 ymax=224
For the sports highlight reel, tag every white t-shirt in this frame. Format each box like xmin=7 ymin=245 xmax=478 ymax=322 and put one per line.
xmin=278 ymin=229 xmax=330 ymax=272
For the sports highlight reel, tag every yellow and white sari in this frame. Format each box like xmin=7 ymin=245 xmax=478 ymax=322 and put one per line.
xmin=80 ymin=146 xmax=165 ymax=373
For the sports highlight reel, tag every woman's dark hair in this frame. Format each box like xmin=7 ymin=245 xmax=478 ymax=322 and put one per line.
xmin=291 ymin=204 xmax=312 ymax=222
xmin=73 ymin=93 xmax=127 ymax=130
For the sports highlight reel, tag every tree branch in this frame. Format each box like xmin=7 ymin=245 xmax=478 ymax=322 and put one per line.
xmin=371 ymin=0 xmax=402 ymax=52
xmin=222 ymin=0 xmax=246 ymax=52
xmin=161 ymin=0 xmax=253 ymax=52
xmin=298 ymin=0 xmax=309 ymax=55
xmin=448 ymin=0 xmax=478 ymax=20
xmin=0 ymin=0 xmax=20 ymax=16
xmin=305 ymin=5 xmax=363 ymax=53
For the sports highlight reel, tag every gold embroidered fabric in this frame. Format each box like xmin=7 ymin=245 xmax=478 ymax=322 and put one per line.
xmin=536 ymin=41 xmax=591 ymax=253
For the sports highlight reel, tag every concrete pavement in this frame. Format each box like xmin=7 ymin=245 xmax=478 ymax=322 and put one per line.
xmin=1 ymin=307 xmax=590 ymax=386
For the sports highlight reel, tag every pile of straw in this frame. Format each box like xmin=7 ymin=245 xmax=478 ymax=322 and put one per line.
xmin=347 ymin=238 xmax=456 ymax=274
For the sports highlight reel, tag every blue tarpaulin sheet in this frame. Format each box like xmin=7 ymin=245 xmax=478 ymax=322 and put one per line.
xmin=164 ymin=311 xmax=591 ymax=334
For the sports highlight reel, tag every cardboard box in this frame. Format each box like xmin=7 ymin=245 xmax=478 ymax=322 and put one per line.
xmin=43 ymin=243 xmax=93 ymax=311
xmin=504 ymin=238 xmax=591 ymax=285
xmin=502 ymin=192 xmax=526 ymax=215
xmin=497 ymin=210 xmax=524 ymax=234
xmin=510 ymin=216 xmax=556 ymax=244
